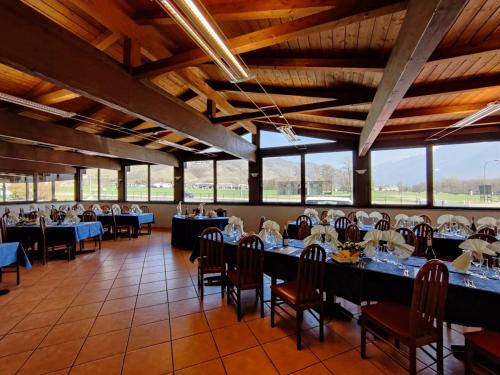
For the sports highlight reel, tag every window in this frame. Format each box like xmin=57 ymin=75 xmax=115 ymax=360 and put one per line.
xmin=126 ymin=165 xmax=149 ymax=201
xmin=371 ymin=148 xmax=427 ymax=205
xmin=305 ymin=151 xmax=353 ymax=205
xmin=184 ymin=161 xmax=214 ymax=202
xmin=260 ymin=130 xmax=335 ymax=148
xmin=0 ymin=173 xmax=34 ymax=202
xmin=150 ymin=165 xmax=174 ymax=201
xmin=433 ymin=142 xmax=500 ymax=208
xmin=81 ymin=168 xmax=98 ymax=201
xmin=216 ymin=160 xmax=249 ymax=202
xmin=54 ymin=174 xmax=75 ymax=201
xmin=100 ymin=169 xmax=119 ymax=201
xmin=37 ymin=174 xmax=53 ymax=202
xmin=262 ymin=156 xmax=301 ymax=203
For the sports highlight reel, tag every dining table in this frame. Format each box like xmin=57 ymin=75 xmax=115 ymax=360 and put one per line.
xmin=172 ymin=215 xmax=229 ymax=250
xmin=82 ymin=212 xmax=155 ymax=238
xmin=0 ymin=242 xmax=32 ymax=295
xmin=190 ymin=235 xmax=500 ymax=331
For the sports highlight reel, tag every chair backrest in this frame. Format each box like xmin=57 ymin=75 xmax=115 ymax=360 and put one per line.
xmin=375 ymin=219 xmax=390 ymax=231
xmin=296 ymin=244 xmax=326 ymax=305
xmin=345 ymin=223 xmax=360 ymax=243
xmin=82 ymin=210 xmax=97 ymax=222
xmin=236 ymin=235 xmax=264 ymax=285
xmin=413 ymin=223 xmax=433 ymax=257
xmin=334 ymin=216 xmax=351 ymax=243
xmin=121 ymin=205 xmax=130 ymax=213
xmin=215 ymin=208 xmax=227 ymax=217
xmin=295 ymin=215 xmax=312 ymax=227
xmin=0 ymin=215 xmax=7 ymax=242
xmin=320 ymin=210 xmax=328 ymax=221
xmin=296 ymin=221 xmax=311 ymax=240
xmin=420 ymin=214 xmax=432 ymax=224
xmin=258 ymin=216 xmax=266 ymax=232
xmin=468 ymin=232 xmax=497 ymax=243
xmin=140 ymin=205 xmax=150 ymax=213
xmin=27 ymin=211 xmax=38 ymax=220
xmin=396 ymin=227 xmax=417 ymax=247
xmin=101 ymin=205 xmax=110 ymax=211
xmin=200 ymin=227 xmax=224 ymax=270
xmin=410 ymin=260 xmax=449 ymax=338
xmin=347 ymin=211 xmax=356 ymax=222
xmin=381 ymin=212 xmax=391 ymax=222
xmin=50 ymin=208 xmax=59 ymax=221
xmin=478 ymin=226 xmax=496 ymax=237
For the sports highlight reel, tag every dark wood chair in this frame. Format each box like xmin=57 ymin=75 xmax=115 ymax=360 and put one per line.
xmin=226 ymin=235 xmax=265 ymax=321
xmin=361 ymin=260 xmax=449 ymax=375
xmin=50 ymin=208 xmax=58 ymax=221
xmin=138 ymin=205 xmax=152 ymax=235
xmin=420 ymin=214 xmax=432 ymax=224
xmin=80 ymin=210 xmax=101 ymax=250
xmin=464 ymin=330 xmax=500 ymax=375
xmin=295 ymin=215 xmax=313 ymax=228
xmin=296 ymin=221 xmax=311 ymax=240
xmin=258 ymin=216 xmax=266 ymax=232
xmin=334 ymin=216 xmax=351 ymax=243
xmin=345 ymin=223 xmax=360 ymax=243
xmin=381 ymin=212 xmax=391 ymax=222
xmin=101 ymin=205 xmax=110 ymax=211
xmin=413 ymin=223 xmax=434 ymax=257
xmin=121 ymin=205 xmax=130 ymax=213
xmin=0 ymin=216 xmax=20 ymax=285
xmin=375 ymin=219 xmax=390 ymax=231
xmin=0 ymin=215 xmax=7 ymax=243
xmin=320 ymin=210 xmax=328 ymax=221
xmin=198 ymin=227 xmax=225 ymax=300
xmin=468 ymin=232 xmax=497 ymax=243
xmin=271 ymin=244 xmax=326 ymax=350
xmin=215 ymin=208 xmax=227 ymax=217
xmin=112 ymin=211 xmax=131 ymax=240
xmin=396 ymin=227 xmax=417 ymax=247
xmin=347 ymin=211 xmax=356 ymax=222
xmin=477 ymin=226 xmax=496 ymax=237
xmin=27 ymin=211 xmax=38 ymax=220
xmin=40 ymin=217 xmax=71 ymax=263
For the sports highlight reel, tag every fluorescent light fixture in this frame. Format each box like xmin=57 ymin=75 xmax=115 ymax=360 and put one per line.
xmin=156 ymin=0 xmax=253 ymax=83
xmin=0 ymin=91 xmax=76 ymax=118
xmin=157 ymin=139 xmax=197 ymax=152
xmin=277 ymin=125 xmax=301 ymax=143
xmin=197 ymin=146 xmax=221 ymax=154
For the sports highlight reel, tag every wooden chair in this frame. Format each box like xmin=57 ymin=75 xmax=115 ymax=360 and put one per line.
xmin=0 ymin=216 xmax=20 ymax=285
xmin=296 ymin=221 xmax=311 ymax=240
xmin=50 ymin=208 xmax=58 ymax=221
xmin=40 ymin=217 xmax=71 ymax=263
xmin=140 ymin=205 xmax=150 ymax=213
xmin=320 ymin=210 xmax=328 ymax=221
xmin=0 ymin=215 xmax=7 ymax=242
xmin=396 ymin=227 xmax=417 ymax=247
xmin=258 ymin=216 xmax=266 ymax=232
xmin=347 ymin=211 xmax=356 ymax=222
xmin=334 ymin=216 xmax=351 ymax=243
xmin=477 ymin=226 xmax=496 ymax=237
xmin=271 ymin=244 xmax=326 ymax=350
xmin=27 ymin=211 xmax=38 ymax=220
xmin=420 ymin=214 xmax=432 ymax=224
xmin=226 ymin=235 xmax=265 ymax=321
xmin=112 ymin=211 xmax=131 ymax=240
xmin=101 ymin=205 xmax=110 ymax=211
xmin=361 ymin=260 xmax=449 ymax=375
xmin=345 ymin=223 xmax=360 ymax=243
xmin=464 ymin=330 xmax=500 ymax=375
xmin=80 ymin=210 xmax=101 ymax=250
xmin=197 ymin=227 xmax=225 ymax=300
xmin=215 ymin=208 xmax=227 ymax=217
xmin=413 ymin=223 xmax=434 ymax=257
xmin=121 ymin=205 xmax=130 ymax=213
xmin=138 ymin=205 xmax=152 ymax=235
xmin=375 ymin=219 xmax=390 ymax=231
xmin=468 ymin=233 xmax=497 ymax=243
xmin=295 ymin=215 xmax=312 ymax=228
xmin=381 ymin=212 xmax=391 ymax=222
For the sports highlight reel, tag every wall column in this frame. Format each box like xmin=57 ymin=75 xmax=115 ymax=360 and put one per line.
xmin=249 ymin=131 xmax=261 ymax=204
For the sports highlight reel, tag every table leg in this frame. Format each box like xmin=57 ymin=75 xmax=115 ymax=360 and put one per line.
xmin=325 ymin=289 xmax=353 ymax=321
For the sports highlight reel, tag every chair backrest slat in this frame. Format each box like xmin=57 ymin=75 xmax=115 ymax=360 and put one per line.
xmin=345 ymin=223 xmax=360 ymax=243
xmin=375 ymin=219 xmax=390 ymax=231
xmin=413 ymin=223 xmax=434 ymax=257
xmin=295 ymin=215 xmax=312 ymax=227
xmin=296 ymin=221 xmax=311 ymax=240
xmin=396 ymin=227 xmax=417 ymax=247
xmin=334 ymin=217 xmax=351 ymax=243
xmin=297 ymin=244 xmax=326 ymax=305
xmin=200 ymin=227 xmax=224 ymax=270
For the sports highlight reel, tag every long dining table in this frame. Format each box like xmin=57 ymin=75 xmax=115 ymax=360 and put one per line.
xmin=190 ymin=235 xmax=500 ymax=331
xmin=82 ymin=212 xmax=155 ymax=238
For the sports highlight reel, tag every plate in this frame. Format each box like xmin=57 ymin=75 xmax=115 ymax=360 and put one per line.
xmin=331 ymin=254 xmax=360 ymax=264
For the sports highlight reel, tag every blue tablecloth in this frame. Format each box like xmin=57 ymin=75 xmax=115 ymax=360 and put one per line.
xmin=47 ymin=222 xmax=104 ymax=242
xmin=0 ymin=242 xmax=32 ymax=269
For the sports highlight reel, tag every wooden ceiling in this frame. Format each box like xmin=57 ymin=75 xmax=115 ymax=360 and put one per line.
xmin=0 ymin=0 xmax=498 ymax=169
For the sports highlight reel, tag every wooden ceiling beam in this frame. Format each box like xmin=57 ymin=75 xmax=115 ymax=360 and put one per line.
xmin=0 ymin=140 xmax=121 ymax=170
xmin=0 ymin=159 xmax=76 ymax=175
xmin=0 ymin=111 xmax=179 ymax=166
xmin=0 ymin=1 xmax=255 ymax=161
xmin=133 ymin=1 xmax=407 ymax=78
xmin=358 ymin=0 xmax=468 ymax=156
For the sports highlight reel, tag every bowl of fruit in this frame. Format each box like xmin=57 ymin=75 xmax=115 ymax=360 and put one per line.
xmin=331 ymin=241 xmax=361 ymax=264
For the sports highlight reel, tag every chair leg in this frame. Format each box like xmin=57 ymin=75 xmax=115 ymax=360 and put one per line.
xmin=360 ymin=317 xmax=367 ymax=359
xmin=319 ymin=303 xmax=324 ymax=342
xmin=16 ymin=263 xmax=20 ymax=285
xmin=436 ymin=335 xmax=444 ymax=375
xmin=0 ymin=268 xmax=2 ymax=283
xmin=270 ymin=291 xmax=276 ymax=328
xmin=464 ymin=340 xmax=473 ymax=375
xmin=259 ymin=285 xmax=264 ymax=318
xmin=409 ymin=345 xmax=417 ymax=375
xmin=220 ymin=272 xmax=225 ymax=299
xmin=199 ymin=271 xmax=204 ymax=300
xmin=296 ymin=309 xmax=303 ymax=350
xmin=226 ymin=282 xmax=231 ymax=304
xmin=237 ymin=288 xmax=242 ymax=321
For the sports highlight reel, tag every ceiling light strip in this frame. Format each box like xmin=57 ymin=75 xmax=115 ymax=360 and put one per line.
xmin=0 ymin=91 xmax=76 ymax=118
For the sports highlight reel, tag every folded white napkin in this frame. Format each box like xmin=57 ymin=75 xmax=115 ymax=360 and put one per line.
xmin=75 ymin=204 xmax=85 ymax=215
xmin=327 ymin=209 xmax=345 ymax=220
xmin=358 ymin=230 xmax=384 ymax=257
xmin=356 ymin=210 xmax=369 ymax=219
xmin=258 ymin=220 xmax=282 ymax=242
xmin=303 ymin=225 xmax=341 ymax=248
xmin=437 ymin=214 xmax=454 ymax=225
xmin=111 ymin=204 xmax=121 ymax=214
xmin=130 ymin=204 xmax=142 ymax=214
xmin=453 ymin=215 xmax=470 ymax=226
xmin=394 ymin=214 xmax=409 ymax=227
xmin=224 ymin=216 xmax=244 ymax=234
xmin=369 ymin=212 xmax=383 ymax=221
xmin=453 ymin=239 xmax=496 ymax=272
xmin=304 ymin=208 xmax=319 ymax=223
xmin=64 ymin=210 xmax=81 ymax=224
xmin=477 ymin=216 xmax=497 ymax=227
xmin=91 ymin=204 xmax=102 ymax=215
xmin=487 ymin=241 xmax=500 ymax=254
xmin=409 ymin=215 xmax=424 ymax=224
xmin=382 ymin=230 xmax=414 ymax=259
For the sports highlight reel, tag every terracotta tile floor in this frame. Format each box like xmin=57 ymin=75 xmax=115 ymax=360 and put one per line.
xmin=0 ymin=229 xmax=469 ymax=374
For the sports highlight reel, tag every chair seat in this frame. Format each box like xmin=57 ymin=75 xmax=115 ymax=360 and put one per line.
xmin=227 ymin=269 xmax=261 ymax=288
xmin=271 ymin=281 xmax=321 ymax=307
xmin=465 ymin=330 xmax=500 ymax=361
xmin=362 ymin=302 xmax=436 ymax=340
xmin=197 ymin=258 xmax=224 ymax=274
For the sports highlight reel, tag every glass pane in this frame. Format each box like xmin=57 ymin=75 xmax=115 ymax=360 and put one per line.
xmin=184 ymin=161 xmax=214 ymax=202
xmin=150 ymin=165 xmax=174 ymax=201
xmin=216 ymin=160 xmax=249 ymax=202
xmin=54 ymin=174 xmax=75 ymax=201
xmin=81 ymin=168 xmax=98 ymax=201
xmin=305 ymin=152 xmax=353 ymax=205
xmin=371 ymin=148 xmax=427 ymax=205
xmin=433 ymin=142 xmax=500 ymax=208
xmin=0 ymin=173 xmax=33 ymax=202
xmin=262 ymin=156 xmax=301 ymax=203
xmin=100 ymin=169 xmax=119 ymax=201
xmin=260 ymin=130 xmax=335 ymax=148
xmin=126 ymin=165 xmax=149 ymax=201
xmin=37 ymin=174 xmax=53 ymax=202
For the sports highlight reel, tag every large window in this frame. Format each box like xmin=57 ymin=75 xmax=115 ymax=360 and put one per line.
xmin=81 ymin=168 xmax=98 ymax=201
xmin=37 ymin=174 xmax=53 ymax=202
xmin=100 ymin=169 xmax=119 ymax=201
xmin=54 ymin=174 xmax=75 ymax=201
xmin=371 ymin=148 xmax=427 ymax=205
xmin=0 ymin=173 xmax=34 ymax=202
xmin=433 ymin=142 xmax=500 ymax=207
xmin=150 ymin=165 xmax=174 ymax=201
xmin=184 ymin=161 xmax=214 ymax=202
xmin=216 ymin=160 xmax=249 ymax=202
xmin=305 ymin=151 xmax=353 ymax=205
xmin=126 ymin=165 xmax=148 ymax=201
xmin=262 ymin=156 xmax=301 ymax=203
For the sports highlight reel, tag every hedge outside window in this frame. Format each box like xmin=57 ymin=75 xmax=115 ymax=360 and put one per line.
xmin=150 ymin=165 xmax=174 ymax=201
xmin=126 ymin=165 xmax=149 ymax=201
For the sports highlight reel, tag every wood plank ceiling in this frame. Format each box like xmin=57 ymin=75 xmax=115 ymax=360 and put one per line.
xmin=0 ymin=0 xmax=497 ymax=169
